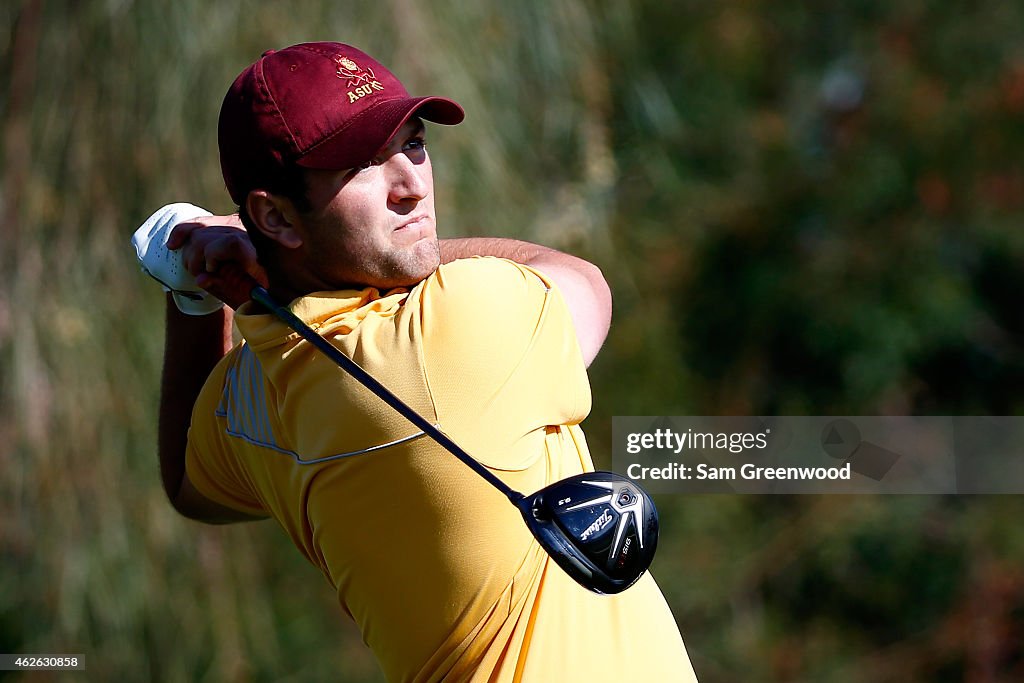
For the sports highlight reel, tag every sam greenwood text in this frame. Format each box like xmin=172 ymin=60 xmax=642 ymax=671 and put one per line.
xmin=627 ymin=462 xmax=853 ymax=481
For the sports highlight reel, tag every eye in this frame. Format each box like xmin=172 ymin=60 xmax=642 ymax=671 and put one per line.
xmin=404 ymin=136 xmax=427 ymax=152
xmin=347 ymin=157 xmax=377 ymax=177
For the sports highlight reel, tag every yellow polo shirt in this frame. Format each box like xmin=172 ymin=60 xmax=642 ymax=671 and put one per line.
xmin=186 ymin=257 xmax=697 ymax=682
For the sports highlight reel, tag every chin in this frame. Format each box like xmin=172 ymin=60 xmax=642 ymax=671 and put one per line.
xmin=391 ymin=264 xmax=440 ymax=289
xmin=375 ymin=261 xmax=440 ymax=290
xmin=400 ymin=243 xmax=441 ymax=284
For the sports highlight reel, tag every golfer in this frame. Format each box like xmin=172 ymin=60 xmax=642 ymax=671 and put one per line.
xmin=143 ymin=42 xmax=697 ymax=682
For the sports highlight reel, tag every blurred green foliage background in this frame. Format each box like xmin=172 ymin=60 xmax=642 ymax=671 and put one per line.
xmin=2 ymin=1 xmax=1023 ymax=681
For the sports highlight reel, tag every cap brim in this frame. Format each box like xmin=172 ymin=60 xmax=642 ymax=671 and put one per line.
xmin=297 ymin=96 xmax=464 ymax=171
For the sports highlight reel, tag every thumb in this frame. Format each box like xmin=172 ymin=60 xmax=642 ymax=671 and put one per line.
xmin=166 ymin=221 xmax=200 ymax=250
xmin=245 ymin=260 xmax=270 ymax=288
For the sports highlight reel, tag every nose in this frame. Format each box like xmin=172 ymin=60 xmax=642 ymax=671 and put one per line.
xmin=385 ymin=152 xmax=430 ymax=206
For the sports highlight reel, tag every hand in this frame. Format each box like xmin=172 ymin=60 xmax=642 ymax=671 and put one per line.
xmin=166 ymin=215 xmax=268 ymax=309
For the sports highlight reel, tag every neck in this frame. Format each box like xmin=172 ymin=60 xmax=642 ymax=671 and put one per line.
xmin=258 ymin=251 xmax=311 ymax=306
xmin=261 ymin=260 xmax=365 ymax=307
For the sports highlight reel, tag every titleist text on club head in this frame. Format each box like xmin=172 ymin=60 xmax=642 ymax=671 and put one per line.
xmin=521 ymin=472 xmax=659 ymax=594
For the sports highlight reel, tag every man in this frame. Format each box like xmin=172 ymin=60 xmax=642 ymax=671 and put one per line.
xmin=140 ymin=42 xmax=698 ymax=681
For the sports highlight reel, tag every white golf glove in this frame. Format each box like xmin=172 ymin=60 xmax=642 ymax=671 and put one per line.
xmin=131 ymin=203 xmax=225 ymax=316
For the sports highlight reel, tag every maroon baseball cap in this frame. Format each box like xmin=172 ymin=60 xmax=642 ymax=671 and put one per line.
xmin=218 ymin=42 xmax=464 ymax=205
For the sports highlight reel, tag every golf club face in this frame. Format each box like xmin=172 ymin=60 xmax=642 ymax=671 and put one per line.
xmin=517 ymin=472 xmax=659 ymax=595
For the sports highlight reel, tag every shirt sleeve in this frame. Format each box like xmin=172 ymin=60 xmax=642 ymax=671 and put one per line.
xmin=418 ymin=257 xmax=592 ymax=470
xmin=184 ymin=351 xmax=268 ymax=516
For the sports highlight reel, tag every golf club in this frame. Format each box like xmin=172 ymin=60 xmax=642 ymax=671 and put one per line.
xmin=249 ymin=284 xmax=659 ymax=595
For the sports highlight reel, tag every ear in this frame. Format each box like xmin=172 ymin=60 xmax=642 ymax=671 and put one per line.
xmin=245 ymin=190 xmax=303 ymax=249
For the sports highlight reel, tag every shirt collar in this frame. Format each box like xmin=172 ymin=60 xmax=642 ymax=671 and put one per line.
xmin=234 ymin=286 xmax=409 ymax=352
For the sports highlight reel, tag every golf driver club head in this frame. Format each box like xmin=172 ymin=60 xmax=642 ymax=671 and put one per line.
xmin=517 ymin=471 xmax=658 ymax=594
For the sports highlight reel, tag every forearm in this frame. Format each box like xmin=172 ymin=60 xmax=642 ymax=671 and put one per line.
xmin=439 ymin=237 xmax=608 ymax=287
xmin=439 ymin=237 xmax=552 ymax=265
xmin=158 ymin=295 xmax=234 ymax=506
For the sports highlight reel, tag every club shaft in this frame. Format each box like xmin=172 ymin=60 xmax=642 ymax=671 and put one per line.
xmin=250 ymin=285 xmax=524 ymax=504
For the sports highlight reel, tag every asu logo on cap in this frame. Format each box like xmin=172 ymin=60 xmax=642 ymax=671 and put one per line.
xmin=335 ymin=55 xmax=384 ymax=103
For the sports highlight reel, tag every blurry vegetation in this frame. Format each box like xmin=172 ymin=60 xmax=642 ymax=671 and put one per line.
xmin=2 ymin=1 xmax=1023 ymax=681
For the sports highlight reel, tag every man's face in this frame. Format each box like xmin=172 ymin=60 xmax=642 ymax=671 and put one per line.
xmin=291 ymin=118 xmax=440 ymax=290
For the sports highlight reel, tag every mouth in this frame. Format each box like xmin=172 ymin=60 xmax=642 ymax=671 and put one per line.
xmin=395 ymin=215 xmax=429 ymax=232
xmin=394 ymin=215 xmax=436 ymax=244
